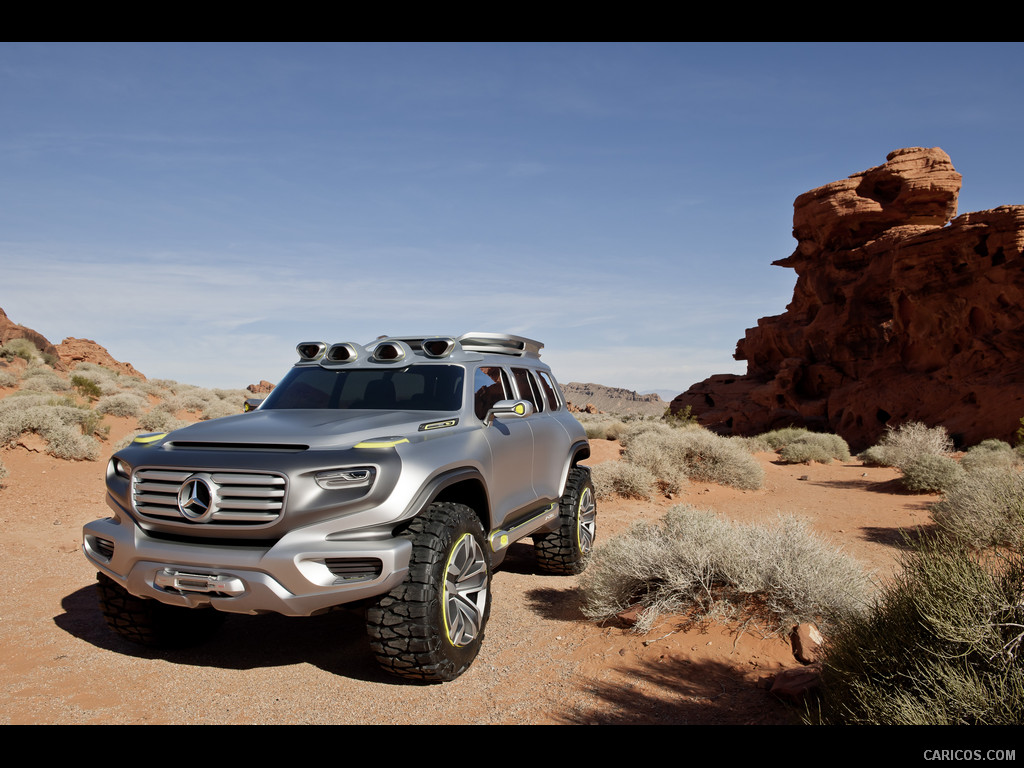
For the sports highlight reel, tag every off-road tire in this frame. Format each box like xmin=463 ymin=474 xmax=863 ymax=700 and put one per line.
xmin=534 ymin=466 xmax=597 ymax=575
xmin=96 ymin=572 xmax=224 ymax=648
xmin=366 ymin=502 xmax=491 ymax=682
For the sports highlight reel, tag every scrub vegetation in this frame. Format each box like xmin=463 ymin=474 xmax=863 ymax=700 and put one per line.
xmin=579 ymin=505 xmax=869 ymax=634
xmin=0 ymin=340 xmax=247 ymax=461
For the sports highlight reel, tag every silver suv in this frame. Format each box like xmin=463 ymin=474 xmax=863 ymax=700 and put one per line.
xmin=83 ymin=333 xmax=595 ymax=682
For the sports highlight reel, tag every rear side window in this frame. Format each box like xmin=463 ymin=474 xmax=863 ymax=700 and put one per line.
xmin=537 ymin=371 xmax=562 ymax=411
xmin=474 ymin=366 xmax=510 ymax=421
xmin=511 ymin=367 xmax=543 ymax=412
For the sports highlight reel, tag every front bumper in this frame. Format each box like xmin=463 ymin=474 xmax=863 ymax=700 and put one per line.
xmin=82 ymin=511 xmax=412 ymax=617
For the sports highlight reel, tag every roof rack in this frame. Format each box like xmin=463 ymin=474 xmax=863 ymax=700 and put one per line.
xmin=457 ymin=332 xmax=543 ymax=358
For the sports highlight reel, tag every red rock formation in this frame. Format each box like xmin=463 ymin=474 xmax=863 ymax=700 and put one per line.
xmin=247 ymin=380 xmax=275 ymax=394
xmin=56 ymin=337 xmax=146 ymax=379
xmin=671 ymin=148 xmax=1024 ymax=450
xmin=0 ymin=307 xmax=66 ymax=370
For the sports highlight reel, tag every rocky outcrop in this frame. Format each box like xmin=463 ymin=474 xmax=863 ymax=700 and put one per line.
xmin=56 ymin=337 xmax=146 ymax=379
xmin=563 ymin=382 xmax=665 ymax=417
xmin=0 ymin=307 xmax=66 ymax=370
xmin=247 ymin=380 xmax=275 ymax=394
xmin=672 ymin=148 xmax=1024 ymax=450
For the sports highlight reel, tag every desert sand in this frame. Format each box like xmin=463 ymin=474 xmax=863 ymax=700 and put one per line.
xmin=0 ymin=413 xmax=929 ymax=726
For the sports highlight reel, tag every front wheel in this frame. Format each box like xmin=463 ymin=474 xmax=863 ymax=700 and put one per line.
xmin=366 ymin=502 xmax=491 ymax=682
xmin=534 ymin=466 xmax=597 ymax=575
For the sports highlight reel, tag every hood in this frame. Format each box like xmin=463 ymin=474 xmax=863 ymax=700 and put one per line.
xmin=161 ymin=409 xmax=453 ymax=450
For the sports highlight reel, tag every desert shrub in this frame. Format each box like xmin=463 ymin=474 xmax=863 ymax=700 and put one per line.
xmin=900 ymin=453 xmax=966 ymax=494
xmin=778 ymin=433 xmax=851 ymax=464
xmin=619 ymin=424 xmax=763 ymax=491
xmin=961 ymin=440 xmax=1021 ymax=473
xmin=758 ymin=427 xmax=813 ymax=450
xmin=0 ymin=338 xmax=41 ymax=363
xmin=591 ymin=461 xmax=657 ymax=499
xmin=0 ymin=458 xmax=7 ymax=484
xmin=858 ymin=422 xmax=953 ymax=468
xmin=732 ymin=434 xmax=774 ymax=453
xmin=0 ymin=369 xmax=18 ymax=388
xmin=138 ymin=408 xmax=192 ymax=433
xmin=662 ymin=404 xmax=699 ymax=428
xmin=811 ymin=540 xmax=1024 ymax=724
xmin=71 ymin=374 xmax=103 ymax=401
xmin=19 ymin=368 xmax=71 ymax=393
xmin=95 ymin=392 xmax=147 ymax=418
xmin=69 ymin=366 xmax=122 ymax=396
xmin=931 ymin=466 xmax=1024 ymax=552
xmin=0 ymin=402 xmax=100 ymax=460
xmin=580 ymin=505 xmax=868 ymax=634
xmin=575 ymin=413 xmax=630 ymax=441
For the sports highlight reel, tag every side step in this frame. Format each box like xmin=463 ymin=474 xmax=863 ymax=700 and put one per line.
xmin=488 ymin=502 xmax=559 ymax=553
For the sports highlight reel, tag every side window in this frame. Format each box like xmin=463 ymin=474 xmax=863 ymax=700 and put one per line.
xmin=474 ymin=366 xmax=510 ymax=421
xmin=511 ymin=367 xmax=542 ymax=412
xmin=537 ymin=371 xmax=562 ymax=411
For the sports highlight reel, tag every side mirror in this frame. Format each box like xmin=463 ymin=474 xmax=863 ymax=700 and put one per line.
xmin=243 ymin=398 xmax=264 ymax=413
xmin=485 ymin=399 xmax=534 ymax=426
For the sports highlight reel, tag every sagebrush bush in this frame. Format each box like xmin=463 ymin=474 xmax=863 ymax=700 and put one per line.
xmin=591 ymin=461 xmax=657 ymax=499
xmin=811 ymin=540 xmax=1024 ymax=724
xmin=961 ymin=440 xmax=1021 ymax=473
xmin=579 ymin=505 xmax=868 ymax=634
xmin=95 ymin=392 xmax=147 ymax=418
xmin=71 ymin=374 xmax=103 ymax=401
xmin=0 ymin=369 xmax=18 ymax=388
xmin=0 ymin=338 xmax=41 ymax=363
xmin=900 ymin=453 xmax=966 ymax=494
xmin=758 ymin=427 xmax=813 ymax=451
xmin=618 ymin=423 xmax=764 ymax=491
xmin=778 ymin=433 xmax=851 ymax=464
xmin=858 ymin=422 xmax=953 ymax=468
xmin=575 ymin=414 xmax=630 ymax=441
xmin=931 ymin=466 xmax=1024 ymax=552
xmin=19 ymin=368 xmax=71 ymax=393
xmin=138 ymin=408 xmax=191 ymax=433
xmin=0 ymin=401 xmax=100 ymax=460
xmin=0 ymin=457 xmax=8 ymax=484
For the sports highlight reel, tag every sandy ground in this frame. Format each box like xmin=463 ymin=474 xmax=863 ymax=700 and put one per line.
xmin=0 ymin=421 xmax=930 ymax=725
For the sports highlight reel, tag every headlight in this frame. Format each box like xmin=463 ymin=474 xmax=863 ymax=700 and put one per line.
xmin=109 ymin=457 xmax=131 ymax=480
xmin=315 ymin=467 xmax=375 ymax=490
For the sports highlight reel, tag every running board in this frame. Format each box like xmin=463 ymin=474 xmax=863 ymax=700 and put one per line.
xmin=489 ymin=502 xmax=559 ymax=553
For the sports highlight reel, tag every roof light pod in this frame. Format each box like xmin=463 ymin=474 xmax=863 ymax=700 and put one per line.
xmin=371 ymin=341 xmax=406 ymax=363
xmin=421 ymin=337 xmax=456 ymax=358
xmin=296 ymin=342 xmax=327 ymax=361
xmin=326 ymin=343 xmax=360 ymax=362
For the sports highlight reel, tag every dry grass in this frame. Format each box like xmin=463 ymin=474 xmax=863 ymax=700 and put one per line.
xmin=579 ymin=505 xmax=869 ymax=635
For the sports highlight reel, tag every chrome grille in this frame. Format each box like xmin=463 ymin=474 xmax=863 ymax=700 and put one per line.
xmin=132 ymin=468 xmax=286 ymax=526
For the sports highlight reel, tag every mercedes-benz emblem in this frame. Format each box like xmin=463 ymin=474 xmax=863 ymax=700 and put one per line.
xmin=177 ymin=475 xmax=216 ymax=522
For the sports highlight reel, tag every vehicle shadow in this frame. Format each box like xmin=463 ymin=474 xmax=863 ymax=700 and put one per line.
xmin=57 ymin=584 xmax=424 ymax=685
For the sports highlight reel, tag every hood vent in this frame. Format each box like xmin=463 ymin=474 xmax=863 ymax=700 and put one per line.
xmin=166 ymin=441 xmax=309 ymax=453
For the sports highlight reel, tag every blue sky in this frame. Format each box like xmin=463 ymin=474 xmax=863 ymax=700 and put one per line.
xmin=2 ymin=42 xmax=1021 ymax=395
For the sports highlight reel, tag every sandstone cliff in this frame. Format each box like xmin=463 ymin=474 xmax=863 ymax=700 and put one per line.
xmin=671 ymin=148 xmax=1024 ymax=450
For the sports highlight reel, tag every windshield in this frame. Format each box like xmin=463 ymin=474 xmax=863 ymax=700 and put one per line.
xmin=261 ymin=364 xmax=465 ymax=411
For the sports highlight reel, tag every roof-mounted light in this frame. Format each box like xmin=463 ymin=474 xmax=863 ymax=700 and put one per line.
xmin=327 ymin=343 xmax=359 ymax=362
xmin=421 ymin=337 xmax=456 ymax=358
xmin=296 ymin=342 xmax=327 ymax=361
xmin=371 ymin=341 xmax=406 ymax=363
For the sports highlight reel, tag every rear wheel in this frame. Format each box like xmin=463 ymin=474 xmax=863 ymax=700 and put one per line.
xmin=534 ymin=467 xmax=597 ymax=575
xmin=96 ymin=572 xmax=224 ymax=648
xmin=367 ymin=502 xmax=491 ymax=682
